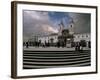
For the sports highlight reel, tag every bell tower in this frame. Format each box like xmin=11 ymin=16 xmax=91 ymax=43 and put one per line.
xmin=68 ymin=19 xmax=74 ymax=35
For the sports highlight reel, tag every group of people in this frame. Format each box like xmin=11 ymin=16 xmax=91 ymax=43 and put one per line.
xmin=23 ymin=41 xmax=61 ymax=48
xmin=23 ymin=41 xmax=40 ymax=48
xmin=23 ymin=41 xmax=84 ymax=52
xmin=75 ymin=42 xmax=83 ymax=51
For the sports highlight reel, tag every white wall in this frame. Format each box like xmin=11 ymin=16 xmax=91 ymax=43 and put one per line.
xmin=0 ymin=0 xmax=99 ymax=80
xmin=74 ymin=33 xmax=90 ymax=42
xmin=38 ymin=35 xmax=58 ymax=43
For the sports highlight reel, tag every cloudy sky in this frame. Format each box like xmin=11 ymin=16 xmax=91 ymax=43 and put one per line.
xmin=23 ymin=10 xmax=90 ymax=39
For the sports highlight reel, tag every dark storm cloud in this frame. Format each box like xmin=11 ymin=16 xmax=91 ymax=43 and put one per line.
xmin=68 ymin=13 xmax=90 ymax=33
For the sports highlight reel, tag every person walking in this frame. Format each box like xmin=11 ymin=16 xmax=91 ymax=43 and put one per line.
xmin=26 ymin=42 xmax=29 ymax=48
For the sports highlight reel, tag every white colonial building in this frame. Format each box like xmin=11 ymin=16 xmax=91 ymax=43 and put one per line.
xmin=74 ymin=33 xmax=90 ymax=42
xmin=37 ymin=33 xmax=90 ymax=47
xmin=38 ymin=33 xmax=58 ymax=43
